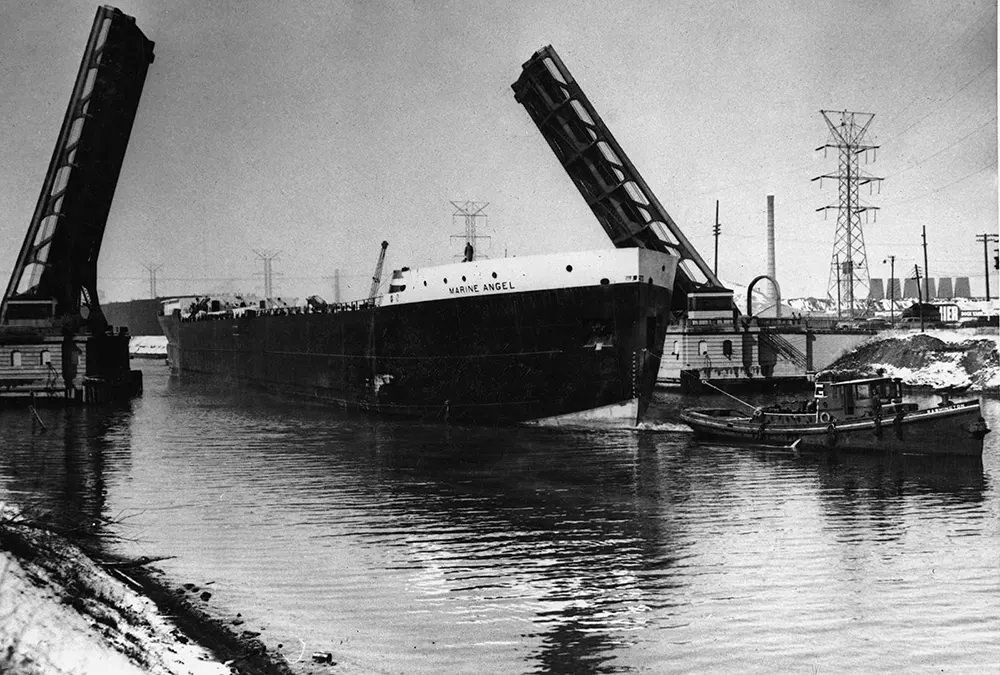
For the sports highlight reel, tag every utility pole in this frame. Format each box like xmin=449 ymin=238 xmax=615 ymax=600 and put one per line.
xmin=976 ymin=233 xmax=999 ymax=300
xmin=921 ymin=226 xmax=930 ymax=301
xmin=913 ymin=264 xmax=924 ymax=332
xmin=814 ymin=110 xmax=884 ymax=319
xmin=713 ymin=200 xmax=721 ymax=277
xmin=252 ymin=249 xmax=282 ymax=301
xmin=883 ymin=255 xmax=895 ymax=326
xmin=142 ymin=262 xmax=162 ymax=298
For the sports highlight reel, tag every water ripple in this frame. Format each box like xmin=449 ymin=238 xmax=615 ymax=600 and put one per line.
xmin=0 ymin=366 xmax=997 ymax=673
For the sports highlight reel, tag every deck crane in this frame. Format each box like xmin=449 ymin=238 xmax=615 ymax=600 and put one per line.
xmin=368 ymin=241 xmax=389 ymax=301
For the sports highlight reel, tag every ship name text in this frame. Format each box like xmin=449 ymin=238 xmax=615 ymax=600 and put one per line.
xmin=448 ymin=280 xmax=517 ymax=295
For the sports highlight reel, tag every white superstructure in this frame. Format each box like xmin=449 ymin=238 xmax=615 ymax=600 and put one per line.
xmin=384 ymin=248 xmax=678 ymax=306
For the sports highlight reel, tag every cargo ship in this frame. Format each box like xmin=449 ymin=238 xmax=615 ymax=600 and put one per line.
xmin=162 ymin=45 xmax=729 ymax=426
xmin=160 ymin=248 xmax=676 ymax=425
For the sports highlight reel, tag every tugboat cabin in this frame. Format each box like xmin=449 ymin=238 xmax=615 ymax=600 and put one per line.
xmin=813 ymin=376 xmax=908 ymax=423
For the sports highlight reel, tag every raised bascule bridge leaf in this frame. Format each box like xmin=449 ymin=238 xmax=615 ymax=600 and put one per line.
xmin=511 ymin=45 xmax=723 ymax=314
xmin=1 ymin=6 xmax=155 ymax=332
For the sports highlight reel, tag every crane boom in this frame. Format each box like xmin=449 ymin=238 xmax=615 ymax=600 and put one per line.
xmin=0 ymin=6 xmax=155 ymax=330
xmin=369 ymin=241 xmax=389 ymax=301
xmin=511 ymin=45 xmax=722 ymax=306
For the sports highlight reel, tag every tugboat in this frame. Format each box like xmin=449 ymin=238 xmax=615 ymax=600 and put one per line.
xmin=681 ymin=376 xmax=990 ymax=457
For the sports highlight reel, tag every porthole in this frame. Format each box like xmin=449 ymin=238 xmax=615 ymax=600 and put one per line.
xmin=491 ymin=272 xmax=497 ymax=279
xmin=443 ymin=278 xmax=448 ymax=284
xmin=462 ymin=276 xmax=466 ymax=282
xmin=423 ymin=281 xmax=427 ymax=286
xmin=600 ymin=278 xmax=610 ymax=285
xmin=566 ymin=265 xmax=573 ymax=272
xmin=661 ymin=265 xmax=666 ymax=271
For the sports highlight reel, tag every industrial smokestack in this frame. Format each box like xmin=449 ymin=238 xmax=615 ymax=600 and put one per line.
xmin=767 ymin=195 xmax=779 ymax=317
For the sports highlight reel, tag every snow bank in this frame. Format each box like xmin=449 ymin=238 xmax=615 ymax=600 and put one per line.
xmin=130 ymin=335 xmax=167 ymax=358
xmin=0 ymin=503 xmax=228 ymax=675
xmin=822 ymin=328 xmax=999 ymax=391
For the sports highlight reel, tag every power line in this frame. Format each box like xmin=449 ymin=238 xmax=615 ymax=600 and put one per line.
xmin=885 ymin=62 xmax=995 ymax=144
xmin=879 ymin=4 xmax=996 ymax=133
xmin=885 ymin=115 xmax=997 ymax=179
xmin=891 ymin=159 xmax=998 ymax=209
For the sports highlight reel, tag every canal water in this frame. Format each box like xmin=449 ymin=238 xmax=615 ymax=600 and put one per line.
xmin=1 ymin=362 xmax=997 ymax=673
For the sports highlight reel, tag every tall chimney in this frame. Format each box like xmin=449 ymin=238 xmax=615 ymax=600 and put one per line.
xmin=767 ymin=195 xmax=779 ymax=317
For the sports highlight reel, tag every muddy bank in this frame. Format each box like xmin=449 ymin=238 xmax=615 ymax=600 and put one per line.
xmin=0 ymin=504 xmax=295 ymax=675
xmin=822 ymin=329 xmax=999 ymax=392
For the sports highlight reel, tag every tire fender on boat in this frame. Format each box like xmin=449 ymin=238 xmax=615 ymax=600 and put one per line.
xmin=819 ymin=411 xmax=832 ymax=424
xmin=825 ymin=422 xmax=838 ymax=447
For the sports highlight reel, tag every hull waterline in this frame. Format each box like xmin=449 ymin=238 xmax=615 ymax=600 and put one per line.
xmin=161 ymin=249 xmax=676 ymax=427
xmin=681 ymin=400 xmax=988 ymax=457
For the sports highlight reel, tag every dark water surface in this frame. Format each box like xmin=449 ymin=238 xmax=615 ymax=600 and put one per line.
xmin=1 ymin=363 xmax=997 ymax=673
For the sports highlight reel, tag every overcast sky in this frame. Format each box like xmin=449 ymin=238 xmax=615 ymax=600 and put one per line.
xmin=0 ymin=0 xmax=995 ymax=302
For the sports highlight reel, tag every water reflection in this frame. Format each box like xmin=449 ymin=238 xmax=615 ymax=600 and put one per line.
xmin=0 ymin=404 xmax=134 ymax=540
xmin=0 ymin=366 xmax=996 ymax=674
xmin=305 ymin=424 xmax=680 ymax=672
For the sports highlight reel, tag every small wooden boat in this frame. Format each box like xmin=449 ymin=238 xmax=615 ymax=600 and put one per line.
xmin=681 ymin=376 xmax=990 ymax=457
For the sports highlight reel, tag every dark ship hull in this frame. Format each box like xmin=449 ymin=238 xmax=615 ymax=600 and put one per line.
xmin=160 ymin=249 xmax=675 ymax=426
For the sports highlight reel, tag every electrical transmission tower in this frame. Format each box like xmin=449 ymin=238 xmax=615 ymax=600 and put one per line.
xmin=449 ymin=201 xmax=490 ymax=261
xmin=813 ymin=110 xmax=884 ymax=319
xmin=142 ymin=262 xmax=162 ymax=298
xmin=253 ymin=249 xmax=281 ymax=300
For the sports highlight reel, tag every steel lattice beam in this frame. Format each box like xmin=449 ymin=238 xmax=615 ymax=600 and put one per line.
xmin=1 ymin=6 xmax=155 ymax=329
xmin=812 ymin=110 xmax=884 ymax=319
xmin=512 ymin=46 xmax=721 ymax=307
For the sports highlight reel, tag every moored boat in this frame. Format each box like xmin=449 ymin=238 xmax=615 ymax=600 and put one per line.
xmin=681 ymin=376 xmax=990 ymax=456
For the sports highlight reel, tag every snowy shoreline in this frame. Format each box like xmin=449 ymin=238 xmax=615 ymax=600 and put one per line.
xmin=0 ymin=503 xmax=293 ymax=675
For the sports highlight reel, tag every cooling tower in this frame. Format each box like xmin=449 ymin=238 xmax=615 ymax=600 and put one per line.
xmin=937 ymin=277 xmax=953 ymax=298
xmin=869 ymin=278 xmax=885 ymax=300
